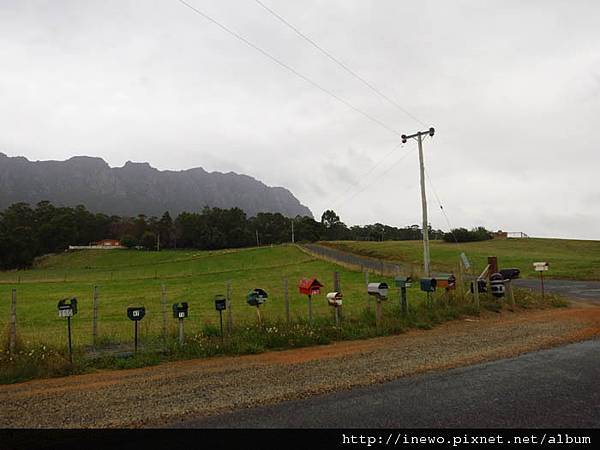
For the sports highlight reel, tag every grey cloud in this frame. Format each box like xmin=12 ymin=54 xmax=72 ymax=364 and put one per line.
xmin=1 ymin=0 xmax=599 ymax=238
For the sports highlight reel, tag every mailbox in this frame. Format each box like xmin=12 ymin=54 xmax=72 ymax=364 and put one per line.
xmin=533 ymin=262 xmax=549 ymax=271
xmin=499 ymin=268 xmax=520 ymax=280
xmin=58 ymin=298 xmax=78 ymax=318
xmin=127 ymin=306 xmax=146 ymax=321
xmin=490 ymin=273 xmax=505 ymax=298
xmin=367 ymin=282 xmax=389 ymax=299
xmin=172 ymin=302 xmax=189 ymax=319
xmin=298 ymin=278 xmax=324 ymax=296
xmin=326 ymin=292 xmax=343 ymax=307
xmin=420 ymin=278 xmax=437 ymax=292
xmin=247 ymin=288 xmax=268 ymax=306
xmin=214 ymin=295 xmax=227 ymax=311
xmin=436 ymin=275 xmax=456 ymax=290
xmin=470 ymin=279 xmax=487 ymax=294
xmin=395 ymin=276 xmax=413 ymax=289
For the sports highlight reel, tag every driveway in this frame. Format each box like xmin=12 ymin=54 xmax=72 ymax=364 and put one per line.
xmin=515 ymin=278 xmax=600 ymax=303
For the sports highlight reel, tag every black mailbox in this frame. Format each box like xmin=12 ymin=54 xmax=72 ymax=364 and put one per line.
xmin=420 ymin=278 xmax=437 ymax=292
xmin=499 ymin=268 xmax=520 ymax=280
xmin=214 ymin=295 xmax=227 ymax=311
xmin=172 ymin=302 xmax=189 ymax=319
xmin=58 ymin=298 xmax=78 ymax=318
xmin=470 ymin=279 xmax=487 ymax=294
xmin=127 ymin=306 xmax=146 ymax=321
xmin=490 ymin=273 xmax=505 ymax=298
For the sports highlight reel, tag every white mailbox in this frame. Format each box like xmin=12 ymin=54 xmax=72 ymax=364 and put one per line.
xmin=367 ymin=282 xmax=389 ymax=300
xmin=326 ymin=292 xmax=343 ymax=307
xmin=533 ymin=262 xmax=549 ymax=272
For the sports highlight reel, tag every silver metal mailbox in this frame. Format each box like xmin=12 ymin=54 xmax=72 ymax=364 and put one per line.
xmin=367 ymin=282 xmax=389 ymax=299
xmin=326 ymin=291 xmax=343 ymax=307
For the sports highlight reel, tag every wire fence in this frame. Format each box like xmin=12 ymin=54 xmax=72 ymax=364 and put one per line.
xmin=300 ymin=243 xmax=419 ymax=277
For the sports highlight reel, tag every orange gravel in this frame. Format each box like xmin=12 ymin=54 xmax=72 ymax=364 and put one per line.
xmin=1 ymin=304 xmax=599 ymax=428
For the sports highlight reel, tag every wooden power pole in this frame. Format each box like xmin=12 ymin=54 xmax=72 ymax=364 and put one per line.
xmin=401 ymin=127 xmax=435 ymax=277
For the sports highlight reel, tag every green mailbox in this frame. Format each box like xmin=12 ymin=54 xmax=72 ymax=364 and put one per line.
xmin=247 ymin=288 xmax=268 ymax=306
xmin=395 ymin=276 xmax=413 ymax=289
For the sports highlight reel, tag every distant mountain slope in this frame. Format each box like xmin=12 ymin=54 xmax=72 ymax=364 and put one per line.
xmin=0 ymin=153 xmax=313 ymax=218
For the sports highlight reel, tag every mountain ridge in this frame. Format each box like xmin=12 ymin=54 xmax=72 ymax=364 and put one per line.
xmin=0 ymin=152 xmax=313 ymax=218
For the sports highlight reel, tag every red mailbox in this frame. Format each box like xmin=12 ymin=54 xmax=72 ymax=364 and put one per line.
xmin=298 ymin=277 xmax=324 ymax=296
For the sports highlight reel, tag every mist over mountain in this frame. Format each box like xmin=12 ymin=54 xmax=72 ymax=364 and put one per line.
xmin=0 ymin=153 xmax=313 ymax=218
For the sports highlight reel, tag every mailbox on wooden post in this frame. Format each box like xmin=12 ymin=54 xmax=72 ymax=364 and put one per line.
xmin=436 ymin=274 xmax=456 ymax=304
xmin=247 ymin=288 xmax=268 ymax=325
xmin=470 ymin=279 xmax=487 ymax=294
xmin=395 ymin=276 xmax=412 ymax=316
xmin=533 ymin=262 xmax=549 ymax=300
xmin=57 ymin=298 xmax=77 ymax=363
xmin=214 ymin=295 xmax=227 ymax=341
xmin=490 ymin=273 xmax=506 ymax=298
xmin=420 ymin=278 xmax=437 ymax=293
xmin=172 ymin=302 xmax=189 ymax=344
xmin=436 ymin=275 xmax=456 ymax=290
xmin=367 ymin=282 xmax=388 ymax=329
xmin=127 ymin=306 xmax=146 ymax=354
xmin=298 ymin=277 xmax=324 ymax=324
xmin=326 ymin=292 xmax=343 ymax=326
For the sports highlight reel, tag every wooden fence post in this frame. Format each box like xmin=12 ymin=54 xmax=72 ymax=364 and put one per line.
xmin=161 ymin=284 xmax=168 ymax=342
xmin=92 ymin=286 xmax=99 ymax=347
xmin=364 ymin=270 xmax=370 ymax=311
xmin=506 ymin=281 xmax=515 ymax=310
xmin=284 ymin=277 xmax=290 ymax=324
xmin=226 ymin=281 xmax=233 ymax=334
xmin=333 ymin=271 xmax=342 ymax=321
xmin=9 ymin=289 xmax=17 ymax=354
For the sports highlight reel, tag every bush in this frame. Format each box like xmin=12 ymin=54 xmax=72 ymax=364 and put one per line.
xmin=443 ymin=227 xmax=493 ymax=243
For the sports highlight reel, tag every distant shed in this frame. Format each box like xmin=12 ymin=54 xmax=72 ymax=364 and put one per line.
xmin=68 ymin=239 xmax=124 ymax=250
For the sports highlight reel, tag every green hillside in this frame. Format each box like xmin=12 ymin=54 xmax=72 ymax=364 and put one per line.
xmin=0 ymin=245 xmax=411 ymax=347
xmin=321 ymin=238 xmax=600 ymax=280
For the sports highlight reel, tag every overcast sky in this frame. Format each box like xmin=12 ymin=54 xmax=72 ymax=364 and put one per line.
xmin=1 ymin=0 xmax=599 ymax=239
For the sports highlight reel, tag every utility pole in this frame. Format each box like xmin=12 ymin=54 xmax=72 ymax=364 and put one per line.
xmin=255 ymin=229 xmax=260 ymax=247
xmin=291 ymin=219 xmax=295 ymax=244
xmin=401 ymin=127 xmax=435 ymax=277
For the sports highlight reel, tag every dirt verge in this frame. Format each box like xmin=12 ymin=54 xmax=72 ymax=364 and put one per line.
xmin=1 ymin=304 xmax=599 ymax=428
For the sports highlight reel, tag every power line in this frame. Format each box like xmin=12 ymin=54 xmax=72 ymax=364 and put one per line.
xmin=424 ymin=167 xmax=462 ymax=248
xmin=175 ymin=0 xmax=402 ymax=136
xmin=253 ymin=0 xmax=426 ymax=128
xmin=328 ymin=140 xmax=403 ymax=207
xmin=334 ymin=145 xmax=416 ymax=208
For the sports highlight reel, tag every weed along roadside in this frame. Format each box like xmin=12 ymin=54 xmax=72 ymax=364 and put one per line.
xmin=0 ymin=245 xmax=569 ymax=384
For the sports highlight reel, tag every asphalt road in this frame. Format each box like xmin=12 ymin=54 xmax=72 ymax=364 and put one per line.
xmin=178 ymin=339 xmax=600 ymax=428
xmin=514 ymin=278 xmax=600 ymax=303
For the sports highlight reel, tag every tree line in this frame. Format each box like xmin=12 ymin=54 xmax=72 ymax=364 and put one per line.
xmin=0 ymin=201 xmax=491 ymax=270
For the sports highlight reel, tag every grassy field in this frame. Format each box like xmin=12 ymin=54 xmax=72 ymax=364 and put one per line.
xmin=0 ymin=244 xmax=567 ymax=383
xmin=0 ymin=245 xmax=433 ymax=349
xmin=321 ymin=238 xmax=600 ymax=280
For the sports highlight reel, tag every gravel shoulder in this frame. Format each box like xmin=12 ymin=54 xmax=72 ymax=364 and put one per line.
xmin=1 ymin=305 xmax=599 ymax=428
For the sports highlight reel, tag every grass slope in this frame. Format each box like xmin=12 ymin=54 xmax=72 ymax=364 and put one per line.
xmin=0 ymin=245 xmax=417 ymax=348
xmin=322 ymin=238 xmax=600 ymax=280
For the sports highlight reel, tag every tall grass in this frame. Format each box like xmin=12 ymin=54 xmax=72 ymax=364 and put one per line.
xmin=0 ymin=286 xmax=565 ymax=384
